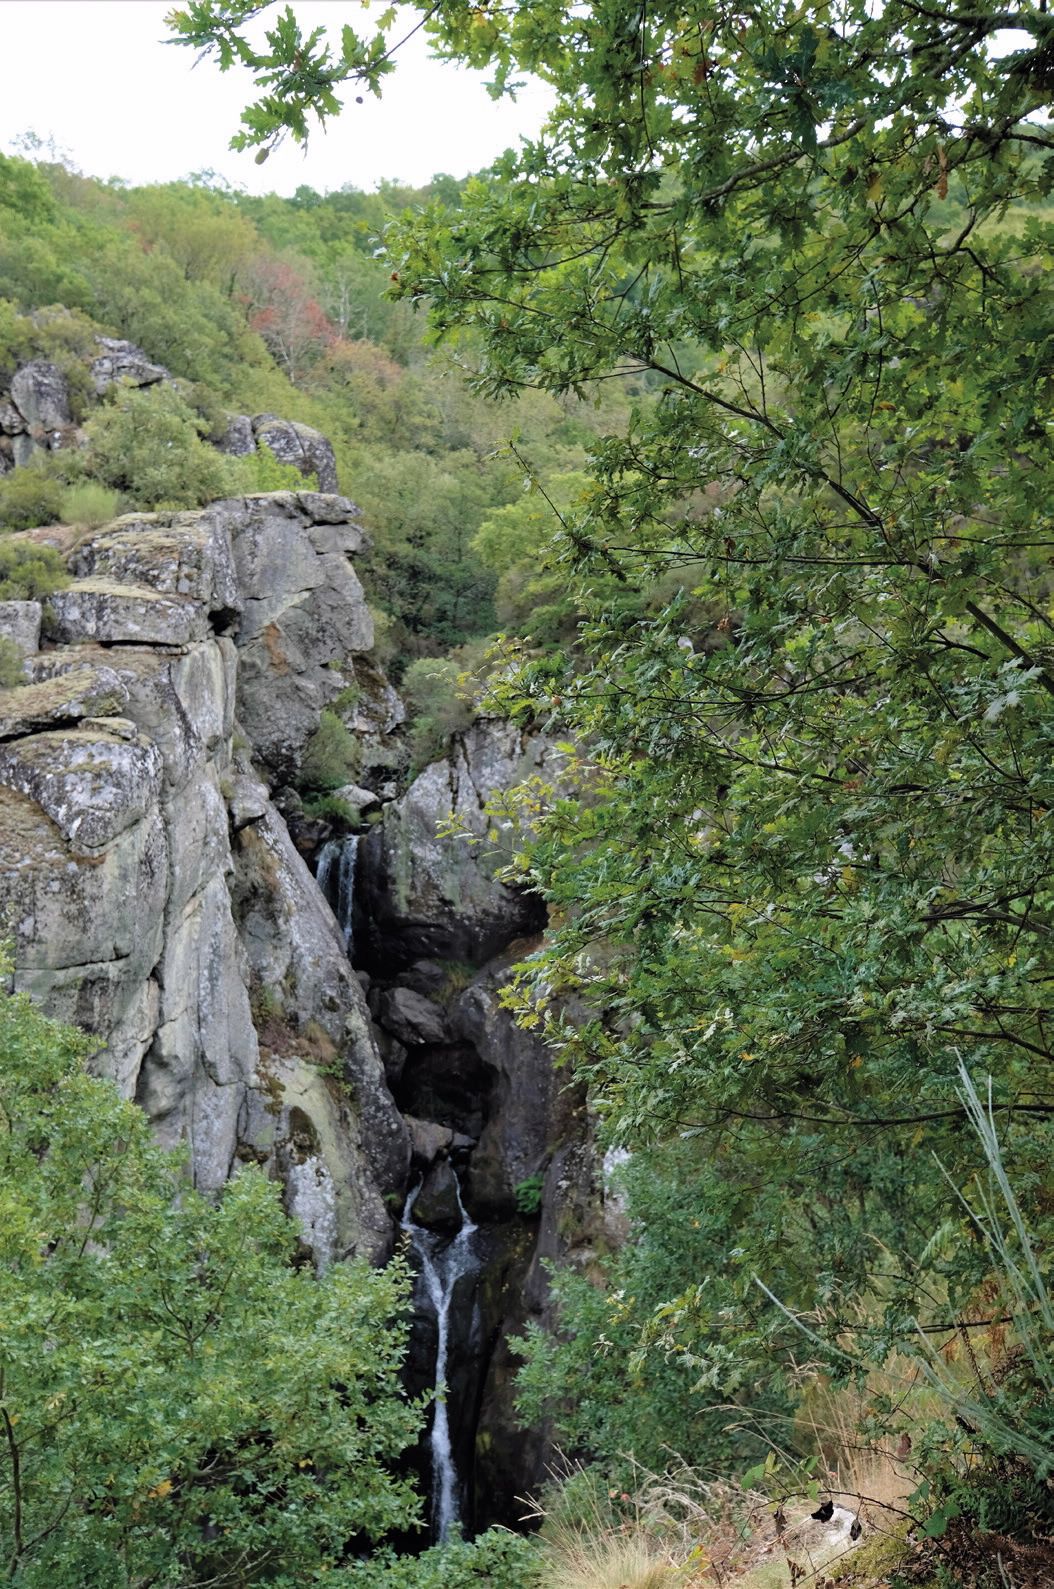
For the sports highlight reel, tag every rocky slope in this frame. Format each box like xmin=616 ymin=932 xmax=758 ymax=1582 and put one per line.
xmin=0 ymin=489 xmax=611 ymax=1527
xmin=0 ymin=336 xmax=337 ymax=488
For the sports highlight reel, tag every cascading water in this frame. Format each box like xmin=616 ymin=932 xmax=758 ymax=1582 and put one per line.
xmin=401 ymin=1176 xmax=481 ymax=1542
xmin=315 ymin=835 xmax=358 ymax=954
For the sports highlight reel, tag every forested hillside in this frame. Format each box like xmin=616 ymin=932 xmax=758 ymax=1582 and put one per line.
xmin=0 ymin=148 xmax=634 ymax=671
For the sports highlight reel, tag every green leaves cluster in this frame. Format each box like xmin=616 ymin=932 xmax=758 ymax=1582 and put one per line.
xmin=0 ymin=969 xmax=419 ymax=1586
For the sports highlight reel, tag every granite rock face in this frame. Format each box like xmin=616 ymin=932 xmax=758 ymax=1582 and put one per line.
xmin=10 ymin=360 xmax=72 ymax=433
xmin=0 ymin=601 xmax=42 ymax=670
xmin=249 ymin=415 xmax=339 ymax=492
xmin=90 ymin=337 xmax=169 ymax=395
xmin=0 ymin=492 xmax=401 ymax=1262
xmin=359 ymin=720 xmax=563 ymax=969
xmin=228 ymin=492 xmax=373 ymax=785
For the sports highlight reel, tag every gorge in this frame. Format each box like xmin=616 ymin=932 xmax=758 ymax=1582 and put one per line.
xmin=0 ymin=486 xmax=603 ymax=1538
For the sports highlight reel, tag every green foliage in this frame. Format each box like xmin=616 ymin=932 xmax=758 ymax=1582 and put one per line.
xmin=58 ymin=480 xmax=121 ymax=528
xmin=513 ymin=1173 xmax=545 ymax=1215
xmin=339 ymin=1529 xmax=539 ymax=1589
xmin=241 ymin=438 xmax=317 ymax=493
xmin=80 ymin=382 xmax=237 ymax=508
xmin=400 ymin=649 xmax=482 ymax=771
xmin=302 ymin=793 xmax=361 ymax=826
xmin=0 ymin=961 xmax=420 ymax=1585
xmin=0 ymin=636 xmax=24 ymax=687
xmin=0 ymin=537 xmax=69 ymax=599
xmin=516 ymin=1139 xmax=795 ymax=1475
xmin=0 ymin=460 xmax=63 ymax=531
xmin=299 ymin=708 xmax=361 ymax=791
xmin=178 ymin=0 xmax=1054 ymax=1540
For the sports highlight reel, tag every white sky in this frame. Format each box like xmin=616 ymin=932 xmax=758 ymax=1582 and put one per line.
xmin=0 ymin=0 xmax=555 ymax=194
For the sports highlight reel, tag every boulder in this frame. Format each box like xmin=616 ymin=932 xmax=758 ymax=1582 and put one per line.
xmin=376 ymin=985 xmax=448 ymax=1047
xmin=0 ymin=723 xmax=164 ymax=852
xmin=70 ymin=508 xmax=241 ymax=620
xmin=0 ymin=660 xmax=131 ymax=741
xmin=405 ymin=1116 xmax=455 ymax=1164
xmin=229 ymin=493 xmax=374 ymax=784
xmin=251 ymin=414 xmax=338 ymax=492
xmin=217 ymin=413 xmax=257 ymax=456
xmin=359 ymin=719 xmax=561 ymax=968
xmin=45 ymin=580 xmax=207 ymax=647
xmin=0 ymin=600 xmax=41 ymax=660
xmin=10 ymin=360 xmax=71 ymax=432
xmin=410 ymin=1159 xmax=463 ymax=1233
xmin=90 ymin=337 xmax=169 ymax=395
xmin=331 ymin=781 xmax=382 ymax=818
xmin=0 ymin=399 xmax=25 ymax=435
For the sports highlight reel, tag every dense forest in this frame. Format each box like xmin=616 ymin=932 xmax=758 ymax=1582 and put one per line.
xmin=2 ymin=0 xmax=1054 ymax=1585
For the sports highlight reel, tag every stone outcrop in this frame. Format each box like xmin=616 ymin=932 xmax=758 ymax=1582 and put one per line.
xmin=0 ymin=492 xmax=403 ymax=1264
xmin=246 ymin=415 xmax=338 ymax=493
xmin=0 ymin=601 xmax=42 ymax=670
xmin=230 ymin=492 xmax=373 ymax=785
xmin=0 ymin=337 xmax=339 ymax=491
xmin=359 ymin=720 xmax=563 ymax=968
xmin=91 ymin=337 xmax=169 ymax=395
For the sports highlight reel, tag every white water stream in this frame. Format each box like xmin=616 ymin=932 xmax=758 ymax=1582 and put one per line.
xmin=401 ymin=1177 xmax=480 ymax=1542
xmin=316 ymin=835 xmax=358 ymax=954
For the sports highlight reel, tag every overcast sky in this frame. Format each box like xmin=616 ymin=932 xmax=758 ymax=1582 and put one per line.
xmin=0 ymin=1 xmax=555 ymax=194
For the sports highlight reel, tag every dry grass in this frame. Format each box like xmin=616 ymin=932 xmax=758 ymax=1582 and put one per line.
xmin=537 ymin=1529 xmax=688 ymax=1589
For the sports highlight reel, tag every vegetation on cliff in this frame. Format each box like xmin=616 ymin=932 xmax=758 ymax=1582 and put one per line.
xmin=0 ymin=148 xmax=631 ymax=667
xmin=0 ymin=965 xmax=419 ymax=1586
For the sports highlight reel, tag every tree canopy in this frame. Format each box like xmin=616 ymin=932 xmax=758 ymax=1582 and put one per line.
xmin=0 ymin=965 xmax=419 ymax=1586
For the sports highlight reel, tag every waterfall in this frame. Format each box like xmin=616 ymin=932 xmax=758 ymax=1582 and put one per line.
xmin=315 ymin=835 xmax=358 ymax=955
xmin=401 ymin=1177 xmax=480 ymax=1542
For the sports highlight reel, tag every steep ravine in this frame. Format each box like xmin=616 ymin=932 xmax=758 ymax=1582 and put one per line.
xmin=0 ymin=492 xmax=607 ymax=1535
xmin=319 ymin=720 xmax=607 ymax=1534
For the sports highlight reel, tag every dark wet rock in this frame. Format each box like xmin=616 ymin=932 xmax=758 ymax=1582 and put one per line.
xmin=410 ymin=1160 xmax=463 ymax=1233
xmin=377 ymin=985 xmax=448 ymax=1047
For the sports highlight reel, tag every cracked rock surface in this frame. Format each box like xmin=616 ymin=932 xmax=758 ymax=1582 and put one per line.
xmin=0 ymin=492 xmax=403 ymax=1262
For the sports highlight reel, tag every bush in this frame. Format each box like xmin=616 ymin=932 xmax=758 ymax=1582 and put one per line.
xmin=401 ymin=644 xmax=488 ymax=771
xmin=0 ymin=538 xmax=68 ymax=599
xmin=59 ymin=480 xmax=121 ymax=528
xmin=0 ymin=460 xmax=63 ymax=531
xmin=0 ymin=636 xmax=24 ymax=686
xmin=0 ymin=959 xmax=421 ymax=1585
xmin=239 ymin=438 xmax=317 ymax=492
xmin=81 ymin=382 xmax=239 ymax=509
xmin=299 ymin=708 xmax=361 ymax=791
xmin=341 ymin=1530 xmax=540 ymax=1588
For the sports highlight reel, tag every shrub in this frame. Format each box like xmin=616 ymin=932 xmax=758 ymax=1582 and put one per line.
xmin=0 ymin=636 xmax=24 ymax=686
xmin=341 ymin=1529 xmax=540 ymax=1588
xmin=401 ymin=646 xmax=487 ymax=771
xmin=59 ymin=481 xmax=121 ymax=528
xmin=0 ymin=538 xmax=68 ymax=599
xmin=81 ymin=382 xmax=238 ymax=508
xmin=240 ymin=438 xmax=317 ymax=492
xmin=0 ymin=460 xmax=63 ymax=531
xmin=0 ymin=958 xmax=422 ymax=1585
xmin=299 ymin=708 xmax=361 ymax=791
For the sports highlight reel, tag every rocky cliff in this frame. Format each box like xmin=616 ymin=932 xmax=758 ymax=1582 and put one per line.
xmin=0 ymin=491 xmax=405 ymax=1262
xmin=0 ymin=489 xmax=610 ymax=1528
